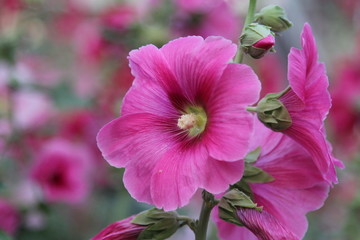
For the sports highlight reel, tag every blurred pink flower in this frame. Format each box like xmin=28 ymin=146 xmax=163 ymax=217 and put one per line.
xmin=255 ymin=54 xmax=286 ymax=98
xmin=91 ymin=216 xmax=146 ymax=240
xmin=277 ymin=23 xmax=343 ymax=183
xmin=97 ymin=36 xmax=260 ymax=210
xmin=214 ymin=118 xmax=330 ymax=240
xmin=30 ymin=139 xmax=91 ymax=204
xmin=0 ymin=198 xmax=20 ymax=235
xmin=171 ymin=0 xmax=241 ymax=42
xmin=101 ymin=5 xmax=137 ymax=30
xmin=13 ymin=90 xmax=54 ymax=130
xmin=329 ymin=53 xmax=360 ymax=156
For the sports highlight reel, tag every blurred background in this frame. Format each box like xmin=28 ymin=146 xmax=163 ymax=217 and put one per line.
xmin=0 ymin=0 xmax=359 ymax=239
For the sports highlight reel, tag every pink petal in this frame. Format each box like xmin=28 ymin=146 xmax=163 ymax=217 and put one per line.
xmin=204 ymin=64 xmax=261 ymax=161
xmin=160 ymin=36 xmax=237 ymax=104
xmin=287 ymin=23 xmax=331 ymax=120
xmin=236 ymin=208 xmax=299 ymax=240
xmin=212 ymin=207 xmax=258 ymax=240
xmin=128 ymin=44 xmax=181 ymax=94
xmin=96 ymin=113 xmax=176 ymax=168
xmin=121 ymin=76 xmax=178 ymax=117
xmin=284 ymin=120 xmax=338 ymax=184
xmin=150 ymin=144 xmax=208 ymax=211
xmin=198 ymin=158 xmax=244 ymax=194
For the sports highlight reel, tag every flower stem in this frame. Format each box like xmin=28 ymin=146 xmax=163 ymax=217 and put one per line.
xmin=235 ymin=0 xmax=258 ymax=63
xmin=195 ymin=191 xmax=218 ymax=240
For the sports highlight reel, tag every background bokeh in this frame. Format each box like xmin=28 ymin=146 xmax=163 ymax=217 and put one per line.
xmin=0 ymin=0 xmax=359 ymax=239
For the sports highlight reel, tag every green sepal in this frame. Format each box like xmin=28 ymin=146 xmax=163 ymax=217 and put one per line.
xmin=240 ymin=23 xmax=272 ymax=47
xmin=255 ymin=88 xmax=292 ymax=131
xmin=255 ymin=5 xmax=293 ymax=32
xmin=132 ymin=208 xmax=180 ymax=240
xmin=218 ymin=189 xmax=262 ymax=226
xmin=243 ymin=163 xmax=275 ymax=183
xmin=244 ymin=147 xmax=261 ymax=163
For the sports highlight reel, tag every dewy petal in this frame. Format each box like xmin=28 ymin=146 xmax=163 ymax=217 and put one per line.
xmin=150 ymin=144 xmax=208 ymax=211
xmin=160 ymin=36 xmax=237 ymax=104
xmin=204 ymin=64 xmax=261 ymax=161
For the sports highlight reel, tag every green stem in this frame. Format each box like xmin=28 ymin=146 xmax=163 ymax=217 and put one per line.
xmin=195 ymin=191 xmax=218 ymax=240
xmin=235 ymin=0 xmax=258 ymax=63
xmin=246 ymin=106 xmax=258 ymax=113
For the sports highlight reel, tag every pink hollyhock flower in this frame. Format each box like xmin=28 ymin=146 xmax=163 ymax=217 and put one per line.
xmin=258 ymin=23 xmax=343 ymax=183
xmin=171 ymin=0 xmax=241 ymax=42
xmin=30 ymin=139 xmax=91 ymax=204
xmin=255 ymin=54 xmax=286 ymax=98
xmin=91 ymin=216 xmax=146 ymax=240
xmin=97 ymin=36 xmax=261 ymax=210
xmin=214 ymin=118 xmax=330 ymax=239
xmin=0 ymin=198 xmax=20 ymax=235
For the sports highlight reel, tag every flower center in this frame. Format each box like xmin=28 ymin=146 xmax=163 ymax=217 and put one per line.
xmin=177 ymin=106 xmax=207 ymax=137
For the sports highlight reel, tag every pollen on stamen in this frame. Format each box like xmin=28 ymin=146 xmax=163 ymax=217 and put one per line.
xmin=177 ymin=113 xmax=197 ymax=130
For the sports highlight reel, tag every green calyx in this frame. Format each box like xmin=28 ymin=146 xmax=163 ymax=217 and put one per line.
xmin=231 ymin=147 xmax=274 ymax=199
xmin=132 ymin=208 xmax=180 ymax=240
xmin=250 ymin=88 xmax=292 ymax=131
xmin=178 ymin=105 xmax=207 ymax=137
xmin=218 ymin=189 xmax=262 ymax=227
xmin=255 ymin=5 xmax=293 ymax=33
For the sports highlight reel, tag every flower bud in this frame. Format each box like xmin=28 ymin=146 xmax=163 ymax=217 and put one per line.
xmin=218 ymin=189 xmax=262 ymax=227
xmin=252 ymin=89 xmax=292 ymax=131
xmin=240 ymin=23 xmax=275 ymax=59
xmin=255 ymin=5 xmax=293 ymax=33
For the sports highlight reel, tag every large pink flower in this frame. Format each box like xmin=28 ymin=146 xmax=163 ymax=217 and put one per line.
xmin=214 ymin=118 xmax=330 ymax=239
xmin=97 ymin=36 xmax=261 ymax=210
xmin=277 ymin=23 xmax=343 ymax=183
xmin=30 ymin=139 xmax=91 ymax=204
xmin=91 ymin=216 xmax=146 ymax=240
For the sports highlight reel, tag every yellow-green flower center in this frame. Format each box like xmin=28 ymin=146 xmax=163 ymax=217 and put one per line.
xmin=177 ymin=106 xmax=207 ymax=137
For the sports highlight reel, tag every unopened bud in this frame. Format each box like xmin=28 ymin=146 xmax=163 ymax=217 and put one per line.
xmin=253 ymin=89 xmax=292 ymax=131
xmin=240 ymin=23 xmax=275 ymax=59
xmin=255 ymin=5 xmax=293 ymax=33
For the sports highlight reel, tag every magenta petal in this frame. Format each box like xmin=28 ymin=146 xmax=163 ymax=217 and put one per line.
xmin=284 ymin=120 xmax=338 ymax=183
xmin=121 ymin=77 xmax=178 ymax=117
xmin=212 ymin=207 xmax=258 ymax=240
xmin=128 ymin=44 xmax=181 ymax=94
xmin=160 ymin=36 xmax=237 ymax=102
xmin=204 ymin=64 xmax=261 ymax=161
xmin=236 ymin=208 xmax=299 ymax=240
xmin=199 ymin=158 xmax=244 ymax=194
xmin=150 ymin=144 xmax=208 ymax=211
xmin=96 ymin=113 xmax=176 ymax=168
